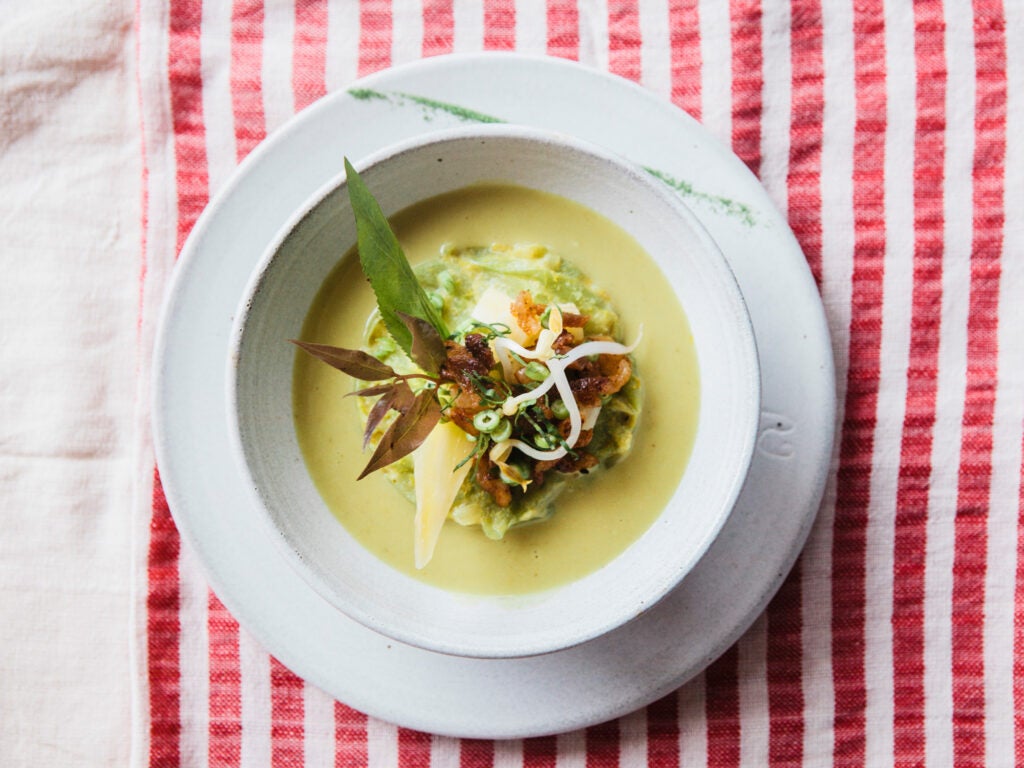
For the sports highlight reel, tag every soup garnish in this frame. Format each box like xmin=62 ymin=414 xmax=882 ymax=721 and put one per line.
xmin=293 ymin=161 xmax=642 ymax=567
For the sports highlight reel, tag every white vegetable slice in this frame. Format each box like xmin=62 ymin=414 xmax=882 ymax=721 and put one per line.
xmin=581 ymin=405 xmax=602 ymax=430
xmin=412 ymin=420 xmax=474 ymax=568
xmin=468 ymin=286 xmax=526 ymax=345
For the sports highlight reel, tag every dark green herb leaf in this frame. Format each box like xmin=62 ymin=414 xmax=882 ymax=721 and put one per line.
xmin=358 ymin=387 xmax=441 ymax=479
xmin=398 ymin=311 xmax=447 ymax=375
xmin=344 ymin=159 xmax=449 ymax=356
xmin=453 ymin=433 xmax=488 ymax=472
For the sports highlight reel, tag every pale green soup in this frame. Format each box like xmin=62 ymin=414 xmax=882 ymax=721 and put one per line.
xmin=294 ymin=184 xmax=699 ymax=595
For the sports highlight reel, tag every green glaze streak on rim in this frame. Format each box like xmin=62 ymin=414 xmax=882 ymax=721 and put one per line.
xmin=348 ymin=88 xmax=504 ymax=124
xmin=346 ymin=88 xmax=760 ymax=226
xmin=644 ymin=167 xmax=758 ymax=227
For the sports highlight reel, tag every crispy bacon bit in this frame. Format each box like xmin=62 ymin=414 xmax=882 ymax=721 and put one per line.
xmin=464 ymin=333 xmax=493 ymax=363
xmin=437 ymin=334 xmax=497 ymax=433
xmin=533 ymin=449 xmax=600 ymax=485
xmin=511 ymin=290 xmax=544 ymax=340
xmin=475 ymin=452 xmax=512 ymax=507
xmin=552 ymin=330 xmax=578 ymax=355
xmin=569 ymin=378 xmax=606 ymax=406
xmin=554 ymin=451 xmax=599 ymax=474
xmin=446 ymin=389 xmax=485 ymax=435
xmin=557 ymin=420 xmax=593 ymax=448
xmin=560 ymin=311 xmax=589 ymax=328
xmin=440 ymin=333 xmax=494 ymax=388
xmin=511 ymin=290 xmax=588 ymax=342
xmin=567 ymin=354 xmax=632 ymax=406
xmin=599 ymin=355 xmax=632 ymax=392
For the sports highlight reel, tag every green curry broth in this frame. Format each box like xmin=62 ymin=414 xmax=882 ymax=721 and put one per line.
xmin=293 ymin=184 xmax=699 ymax=595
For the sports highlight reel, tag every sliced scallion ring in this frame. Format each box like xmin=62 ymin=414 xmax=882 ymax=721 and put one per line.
xmin=473 ymin=409 xmax=503 ymax=433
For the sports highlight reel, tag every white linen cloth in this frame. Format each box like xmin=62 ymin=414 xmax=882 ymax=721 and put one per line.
xmin=0 ymin=1 xmax=138 ymax=765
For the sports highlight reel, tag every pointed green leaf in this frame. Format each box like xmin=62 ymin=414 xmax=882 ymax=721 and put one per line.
xmin=344 ymin=158 xmax=449 ymax=356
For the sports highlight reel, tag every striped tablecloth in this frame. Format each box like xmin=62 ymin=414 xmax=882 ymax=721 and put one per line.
xmin=134 ymin=1 xmax=1022 ymax=765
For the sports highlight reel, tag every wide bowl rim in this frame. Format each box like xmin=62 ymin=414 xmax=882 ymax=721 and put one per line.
xmin=226 ymin=122 xmax=761 ymax=658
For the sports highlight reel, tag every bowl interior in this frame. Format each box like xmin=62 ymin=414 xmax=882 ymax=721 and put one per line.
xmin=229 ymin=126 xmax=760 ymax=658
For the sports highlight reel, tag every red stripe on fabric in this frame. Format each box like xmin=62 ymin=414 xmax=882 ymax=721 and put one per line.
xmin=358 ymin=0 xmax=394 ymax=76
xmin=729 ymin=0 xmax=763 ymax=177
xmin=831 ymin=5 xmax=888 ymax=765
xmin=766 ymin=5 xmax=823 ymax=764
xmin=460 ymin=739 xmax=495 ymax=767
xmin=607 ymin=3 xmax=641 ymax=83
xmin=546 ymin=0 xmax=579 ymax=60
xmin=230 ymin=0 xmax=266 ymax=161
xmin=212 ymin=5 xmax=265 ymax=762
xmin=398 ymin=728 xmax=432 ymax=767
xmin=148 ymin=470 xmax=182 ymax=768
xmin=586 ymin=720 xmax=620 ymax=768
xmin=705 ymin=648 xmax=741 ymax=767
xmin=952 ymin=7 xmax=1007 ymax=766
xmin=890 ymin=7 xmax=947 ymax=766
xmin=787 ymin=0 xmax=825 ymax=286
xmin=208 ymin=594 xmax=241 ymax=767
xmin=294 ymin=0 xmax=328 ymax=111
xmin=484 ymin=0 xmax=515 ymax=50
xmin=767 ymin=561 xmax=805 ymax=767
xmin=270 ymin=658 xmax=305 ymax=766
xmin=422 ymin=0 xmax=454 ymax=57
xmin=523 ymin=736 xmax=558 ymax=768
xmin=151 ymin=1 xmax=210 ymax=761
xmin=669 ymin=0 xmax=702 ymax=120
xmin=168 ymin=0 xmax=209 ymax=254
xmin=1015 ymin=430 xmax=1024 ymax=766
xmin=334 ymin=702 xmax=369 ymax=767
xmin=647 ymin=692 xmax=681 ymax=767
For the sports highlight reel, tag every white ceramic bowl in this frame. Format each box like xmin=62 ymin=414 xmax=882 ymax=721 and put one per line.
xmin=228 ymin=124 xmax=760 ymax=658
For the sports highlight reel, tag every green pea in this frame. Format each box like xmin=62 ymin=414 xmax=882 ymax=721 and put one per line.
xmin=523 ymin=361 xmax=550 ymax=382
xmin=551 ymin=399 xmax=570 ymax=420
xmin=533 ymin=433 xmax=555 ymax=450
